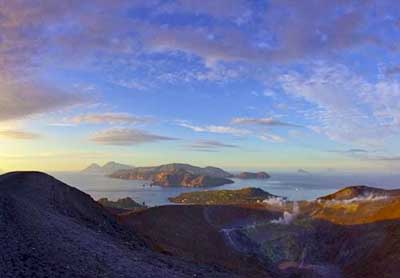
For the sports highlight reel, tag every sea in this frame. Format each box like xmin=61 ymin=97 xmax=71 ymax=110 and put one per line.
xmin=50 ymin=172 xmax=400 ymax=207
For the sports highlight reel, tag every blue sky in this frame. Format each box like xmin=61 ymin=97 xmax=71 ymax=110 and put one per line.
xmin=0 ymin=0 xmax=400 ymax=172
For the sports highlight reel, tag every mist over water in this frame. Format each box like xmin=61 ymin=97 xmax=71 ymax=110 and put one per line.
xmin=52 ymin=172 xmax=400 ymax=207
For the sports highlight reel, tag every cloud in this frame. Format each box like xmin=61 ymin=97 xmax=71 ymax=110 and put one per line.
xmin=0 ymin=81 xmax=84 ymax=122
xmin=1 ymin=0 xmax=386 ymax=74
xmin=278 ymin=63 xmax=400 ymax=145
xmin=232 ymin=117 xmax=301 ymax=127
xmin=70 ymin=113 xmax=153 ymax=125
xmin=259 ymin=134 xmax=285 ymax=143
xmin=186 ymin=139 xmax=238 ymax=152
xmin=90 ymin=128 xmax=177 ymax=146
xmin=0 ymin=130 xmax=41 ymax=140
xmin=177 ymin=121 xmax=250 ymax=136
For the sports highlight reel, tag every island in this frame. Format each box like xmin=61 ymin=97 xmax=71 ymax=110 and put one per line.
xmin=98 ymin=197 xmax=145 ymax=210
xmin=235 ymin=171 xmax=270 ymax=179
xmin=110 ymin=163 xmax=234 ymax=187
xmin=81 ymin=161 xmax=134 ymax=175
xmin=169 ymin=187 xmax=280 ymax=204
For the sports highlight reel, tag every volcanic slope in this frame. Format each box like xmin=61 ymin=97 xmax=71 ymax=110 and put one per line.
xmin=0 ymin=171 xmax=235 ymax=278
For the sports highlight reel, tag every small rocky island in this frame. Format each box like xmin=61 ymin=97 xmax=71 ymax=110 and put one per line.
xmin=81 ymin=161 xmax=134 ymax=175
xmin=110 ymin=163 xmax=234 ymax=187
xmin=169 ymin=187 xmax=280 ymax=204
xmin=236 ymin=171 xmax=270 ymax=179
xmin=98 ymin=197 xmax=144 ymax=210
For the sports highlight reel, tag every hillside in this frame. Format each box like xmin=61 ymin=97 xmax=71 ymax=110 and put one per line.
xmin=169 ymin=187 xmax=280 ymax=204
xmin=0 ymin=172 xmax=235 ymax=278
xmin=110 ymin=163 xmax=234 ymax=187
xmin=122 ymin=186 xmax=400 ymax=277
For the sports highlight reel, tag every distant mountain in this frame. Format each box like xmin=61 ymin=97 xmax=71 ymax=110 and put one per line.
xmin=81 ymin=161 xmax=134 ymax=175
xmin=235 ymin=171 xmax=270 ymax=179
xmin=110 ymin=163 xmax=234 ymax=187
xmin=297 ymin=169 xmax=311 ymax=175
xmin=98 ymin=197 xmax=144 ymax=210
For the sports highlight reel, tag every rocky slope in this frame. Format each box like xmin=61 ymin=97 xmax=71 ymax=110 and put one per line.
xmin=317 ymin=185 xmax=400 ymax=201
xmin=82 ymin=161 xmax=134 ymax=175
xmin=122 ymin=186 xmax=400 ymax=277
xmin=169 ymin=187 xmax=281 ymax=204
xmin=236 ymin=172 xmax=270 ymax=179
xmin=0 ymin=171 xmax=235 ymax=278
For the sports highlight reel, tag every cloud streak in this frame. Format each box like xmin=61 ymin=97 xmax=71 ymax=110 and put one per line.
xmin=0 ymin=130 xmax=41 ymax=140
xmin=90 ymin=128 xmax=177 ymax=146
xmin=70 ymin=113 xmax=153 ymax=125
xmin=232 ymin=117 xmax=301 ymax=127
xmin=177 ymin=121 xmax=250 ymax=136
xmin=186 ymin=139 xmax=239 ymax=152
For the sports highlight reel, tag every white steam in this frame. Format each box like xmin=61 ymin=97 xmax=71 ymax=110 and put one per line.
xmin=270 ymin=202 xmax=300 ymax=225
xmin=319 ymin=194 xmax=388 ymax=205
xmin=263 ymin=196 xmax=286 ymax=206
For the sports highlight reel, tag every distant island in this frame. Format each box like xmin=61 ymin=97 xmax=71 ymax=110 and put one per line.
xmin=109 ymin=163 xmax=234 ymax=187
xmin=169 ymin=187 xmax=280 ymax=204
xmin=98 ymin=197 xmax=145 ymax=210
xmin=81 ymin=161 xmax=134 ymax=175
xmin=297 ymin=169 xmax=311 ymax=175
xmin=235 ymin=171 xmax=270 ymax=179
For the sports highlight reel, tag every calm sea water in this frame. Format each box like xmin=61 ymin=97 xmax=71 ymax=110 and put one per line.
xmin=51 ymin=172 xmax=400 ymax=207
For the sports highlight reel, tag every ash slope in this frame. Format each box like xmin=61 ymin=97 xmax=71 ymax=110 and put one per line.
xmin=0 ymin=172 xmax=234 ymax=278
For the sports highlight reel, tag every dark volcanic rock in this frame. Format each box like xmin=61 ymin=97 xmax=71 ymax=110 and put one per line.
xmin=236 ymin=171 xmax=270 ymax=179
xmin=0 ymin=171 xmax=235 ymax=278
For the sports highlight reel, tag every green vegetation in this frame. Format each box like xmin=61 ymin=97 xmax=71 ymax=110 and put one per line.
xmin=169 ymin=187 xmax=279 ymax=204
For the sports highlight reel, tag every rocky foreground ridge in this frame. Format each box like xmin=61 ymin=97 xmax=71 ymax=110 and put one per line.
xmin=3 ymin=171 xmax=400 ymax=277
xmin=0 ymin=172 xmax=235 ymax=278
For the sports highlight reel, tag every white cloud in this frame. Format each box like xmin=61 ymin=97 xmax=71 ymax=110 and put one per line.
xmin=259 ymin=133 xmax=285 ymax=143
xmin=278 ymin=63 xmax=400 ymax=146
xmin=177 ymin=121 xmax=250 ymax=136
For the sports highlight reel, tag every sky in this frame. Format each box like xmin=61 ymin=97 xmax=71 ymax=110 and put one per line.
xmin=1 ymin=0 xmax=400 ymax=172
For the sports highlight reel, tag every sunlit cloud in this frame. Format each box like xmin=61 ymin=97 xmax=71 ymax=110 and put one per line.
xmin=70 ymin=113 xmax=153 ymax=125
xmin=90 ymin=128 xmax=178 ymax=146
xmin=177 ymin=121 xmax=250 ymax=136
xmin=0 ymin=130 xmax=41 ymax=140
